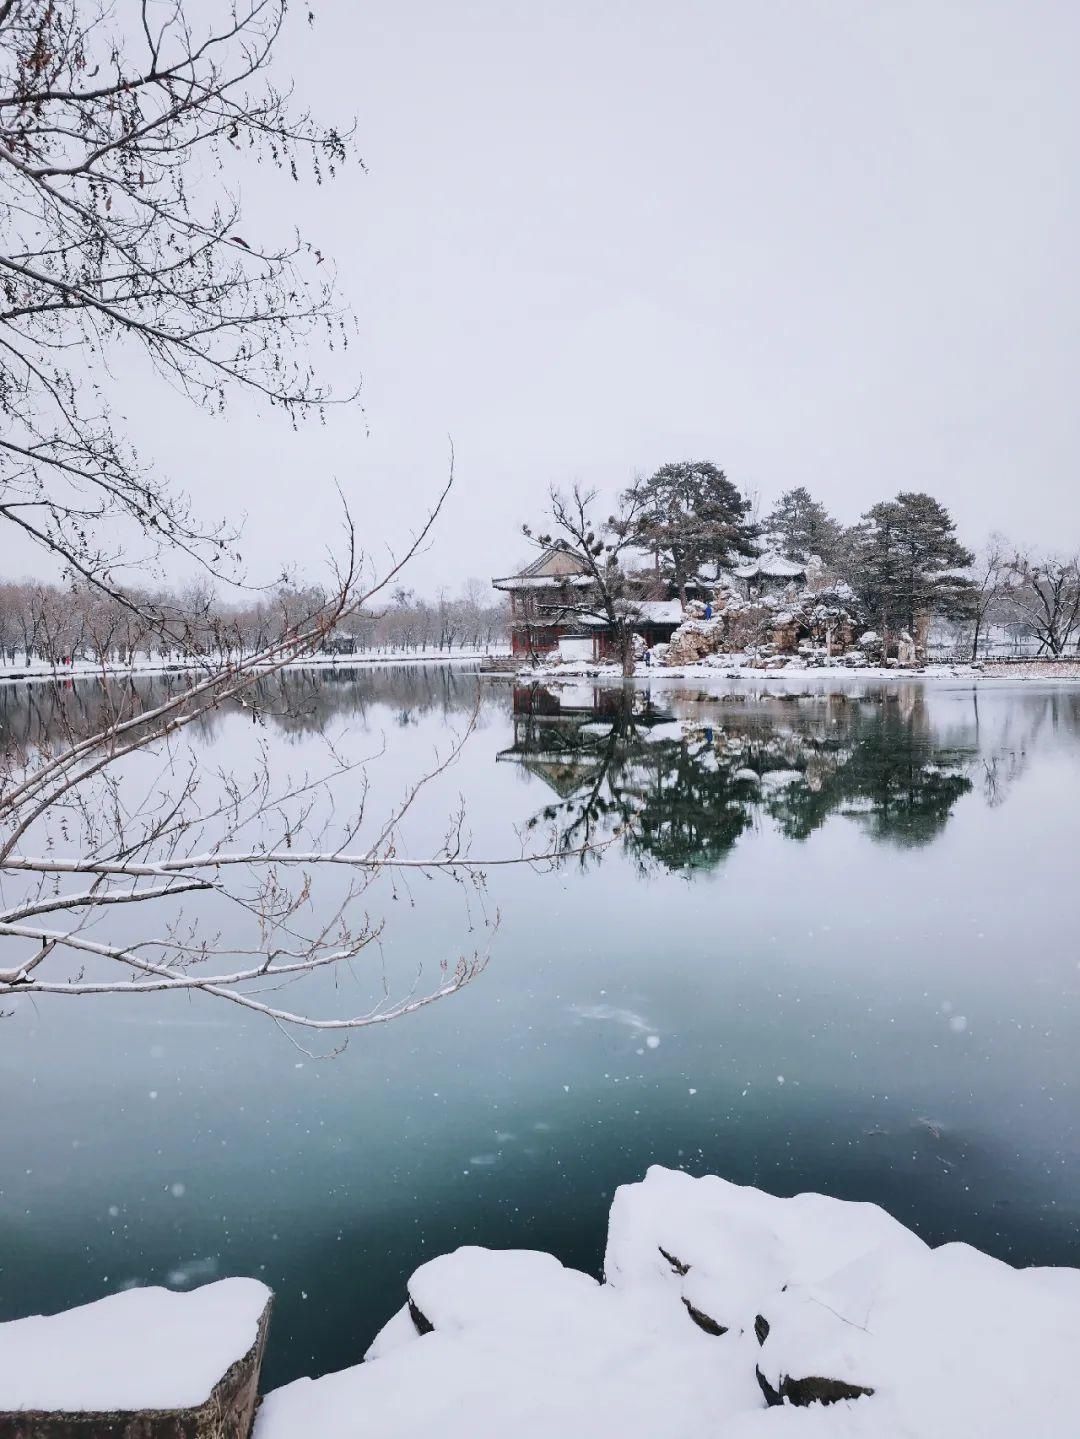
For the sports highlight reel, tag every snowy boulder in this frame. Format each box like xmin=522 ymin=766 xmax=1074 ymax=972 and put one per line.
xmin=662 ymin=617 xmax=728 ymax=666
xmin=258 ymin=1169 xmax=1080 ymax=1439
xmin=398 ymin=1247 xmax=599 ymax=1341
xmin=753 ymin=1237 xmax=1080 ymax=1429
xmin=0 ymin=1277 xmax=272 ymax=1438
xmin=603 ymin=1167 xmax=924 ymax=1346
xmin=261 ymin=1246 xmax=761 ymax=1439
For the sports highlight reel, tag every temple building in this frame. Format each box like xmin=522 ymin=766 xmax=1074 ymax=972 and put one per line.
xmin=492 ymin=547 xmax=683 ymax=662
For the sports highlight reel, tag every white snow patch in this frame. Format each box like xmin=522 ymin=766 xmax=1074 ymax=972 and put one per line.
xmin=0 ymin=1278 xmax=269 ymax=1413
xmin=640 ymin=721 xmax=686 ymax=745
xmin=259 ymin=1247 xmax=757 ymax=1439
xmin=255 ymin=1168 xmax=1080 ymax=1439
xmin=759 ymin=769 xmax=804 ymax=791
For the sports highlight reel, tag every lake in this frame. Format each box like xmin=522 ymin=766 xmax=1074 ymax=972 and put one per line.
xmin=1 ymin=665 xmax=1079 ymax=1390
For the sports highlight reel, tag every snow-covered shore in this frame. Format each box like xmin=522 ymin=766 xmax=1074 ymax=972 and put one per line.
xmin=5 ymin=1169 xmax=1078 ymax=1436
xmin=256 ymin=1167 xmax=1080 ymax=1439
xmin=0 ymin=646 xmax=507 ymax=690
xmin=504 ymin=654 xmax=1080 ymax=686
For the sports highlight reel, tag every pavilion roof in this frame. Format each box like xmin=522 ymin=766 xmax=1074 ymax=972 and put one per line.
xmin=731 ymin=550 xmax=806 ymax=581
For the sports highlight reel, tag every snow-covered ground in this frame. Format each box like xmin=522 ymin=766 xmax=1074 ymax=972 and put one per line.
xmin=0 ymin=646 xmax=507 ymax=689
xmin=255 ymin=1168 xmax=1080 ymax=1439
xmin=0 ymin=1278 xmax=270 ymax=1413
xmin=508 ymin=654 xmax=1080 ymax=686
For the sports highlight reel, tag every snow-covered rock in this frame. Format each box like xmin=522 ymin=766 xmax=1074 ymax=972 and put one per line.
xmin=255 ymin=1167 xmax=1080 ymax=1439
xmin=757 ymin=1238 xmax=1080 ymax=1427
xmin=732 ymin=768 xmax=761 ymax=784
xmin=0 ymin=1277 xmax=271 ymax=1431
xmin=604 ymin=1168 xmax=924 ymax=1343
xmin=259 ymin=1245 xmax=760 ymax=1439
xmin=402 ymin=1246 xmax=599 ymax=1339
xmin=663 ymin=616 xmax=729 ymax=666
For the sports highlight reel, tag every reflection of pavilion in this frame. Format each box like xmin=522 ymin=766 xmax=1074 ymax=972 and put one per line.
xmin=496 ymin=685 xmax=668 ymax=799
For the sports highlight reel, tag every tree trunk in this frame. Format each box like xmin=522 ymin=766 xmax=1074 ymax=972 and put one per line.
xmin=620 ymin=628 xmax=635 ymax=677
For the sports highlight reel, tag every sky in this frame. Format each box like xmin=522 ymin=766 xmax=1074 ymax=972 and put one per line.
xmin=17 ymin=0 xmax=1080 ymax=596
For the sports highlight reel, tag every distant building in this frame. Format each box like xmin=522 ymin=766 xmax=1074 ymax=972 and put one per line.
xmin=492 ymin=546 xmax=684 ymax=662
xmin=731 ymin=550 xmax=807 ymax=598
xmin=320 ymin=629 xmax=356 ymax=656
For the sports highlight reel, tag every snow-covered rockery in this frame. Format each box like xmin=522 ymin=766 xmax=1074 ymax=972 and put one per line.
xmin=257 ymin=1168 xmax=1080 ymax=1439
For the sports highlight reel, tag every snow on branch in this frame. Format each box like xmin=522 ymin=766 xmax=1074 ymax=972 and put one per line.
xmin=0 ymin=473 xmax=590 ymax=1042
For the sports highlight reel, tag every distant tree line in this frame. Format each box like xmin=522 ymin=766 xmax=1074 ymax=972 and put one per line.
xmin=0 ymin=577 xmax=509 ymax=667
xmin=526 ymin=464 xmax=1080 ymax=662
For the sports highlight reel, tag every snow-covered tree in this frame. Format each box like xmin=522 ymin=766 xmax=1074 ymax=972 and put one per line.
xmin=764 ymin=487 xmax=844 ymax=566
xmin=0 ymin=2 xmax=548 ymax=1039
xmin=524 ymin=483 xmax=648 ymax=677
xmin=847 ymin=493 xmax=974 ymax=652
xmin=1005 ymin=551 xmax=1080 ymax=656
xmin=615 ymin=461 xmax=758 ymax=604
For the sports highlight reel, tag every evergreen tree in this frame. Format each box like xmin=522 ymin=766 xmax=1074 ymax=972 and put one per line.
xmin=764 ymin=487 xmax=843 ymax=565
xmin=848 ymin=493 xmax=974 ymax=649
xmin=617 ymin=461 xmax=757 ymax=603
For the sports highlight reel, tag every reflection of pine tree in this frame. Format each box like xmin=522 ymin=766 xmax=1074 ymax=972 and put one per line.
xmin=512 ymin=686 xmax=982 ymax=872
xmin=833 ymin=704 xmax=973 ymax=846
xmin=761 ymin=699 xmax=974 ymax=846
xmin=627 ymin=736 xmax=757 ymax=871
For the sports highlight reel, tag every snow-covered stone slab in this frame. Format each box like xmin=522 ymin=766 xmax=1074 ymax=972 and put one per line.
xmin=0 ymin=1277 xmax=272 ymax=1438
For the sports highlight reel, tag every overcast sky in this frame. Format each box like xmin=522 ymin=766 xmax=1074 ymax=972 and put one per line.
xmin=43 ymin=0 xmax=1080 ymax=596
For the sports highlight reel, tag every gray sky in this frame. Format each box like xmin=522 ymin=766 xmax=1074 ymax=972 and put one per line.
xmin=62 ymin=1 xmax=1080 ymax=594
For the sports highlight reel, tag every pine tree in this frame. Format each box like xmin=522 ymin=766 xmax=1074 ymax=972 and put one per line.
xmin=617 ymin=461 xmax=757 ymax=603
xmin=849 ymin=493 xmax=974 ymax=652
xmin=764 ymin=487 xmax=843 ymax=565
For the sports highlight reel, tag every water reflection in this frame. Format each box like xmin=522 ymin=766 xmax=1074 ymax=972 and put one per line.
xmin=0 ymin=663 xmax=485 ymax=758
xmin=505 ymin=683 xmax=982 ymax=870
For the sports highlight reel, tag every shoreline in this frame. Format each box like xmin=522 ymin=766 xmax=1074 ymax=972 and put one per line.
xmin=0 ymin=649 xmax=506 ymax=690
xmin=8 ymin=1167 xmax=1074 ymax=1438
xmin=3 ymin=650 xmax=1079 ymax=694
xmin=490 ymin=656 xmax=1080 ymax=687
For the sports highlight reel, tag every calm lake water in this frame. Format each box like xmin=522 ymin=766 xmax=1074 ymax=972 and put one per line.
xmin=2 ymin=666 xmax=1079 ymax=1389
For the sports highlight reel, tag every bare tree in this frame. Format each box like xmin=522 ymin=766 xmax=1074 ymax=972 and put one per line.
xmin=0 ymin=498 xmax=589 ymax=1042
xmin=0 ymin=3 xmax=568 ymax=1041
xmin=524 ymin=483 xmax=647 ymax=677
xmin=1 ymin=0 xmax=356 ymax=599
xmin=1005 ymin=551 xmax=1080 ymax=657
xmin=967 ymin=536 xmax=1012 ymax=661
